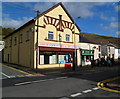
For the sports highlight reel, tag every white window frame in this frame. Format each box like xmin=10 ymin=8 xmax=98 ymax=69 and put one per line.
xmin=66 ymin=34 xmax=70 ymax=42
xmin=48 ymin=31 xmax=54 ymax=40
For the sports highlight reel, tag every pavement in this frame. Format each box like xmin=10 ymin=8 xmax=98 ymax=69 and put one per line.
xmin=2 ymin=62 xmax=120 ymax=76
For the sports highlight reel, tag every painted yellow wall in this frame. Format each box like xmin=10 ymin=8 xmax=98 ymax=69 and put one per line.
xmin=18 ymin=23 xmax=35 ymax=68
xmin=34 ymin=4 xmax=80 ymax=69
xmin=4 ymin=4 xmax=81 ymax=69
xmin=11 ymin=32 xmax=19 ymax=64
xmin=4 ymin=23 xmax=35 ymax=68
xmin=4 ymin=36 xmax=12 ymax=63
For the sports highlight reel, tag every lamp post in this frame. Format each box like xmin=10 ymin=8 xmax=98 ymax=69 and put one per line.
xmin=73 ymin=16 xmax=81 ymax=71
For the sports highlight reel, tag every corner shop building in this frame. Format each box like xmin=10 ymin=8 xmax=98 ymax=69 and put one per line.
xmin=3 ymin=3 xmax=81 ymax=69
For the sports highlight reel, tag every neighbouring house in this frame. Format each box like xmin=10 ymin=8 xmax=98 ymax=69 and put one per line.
xmin=115 ymin=48 xmax=120 ymax=60
xmin=80 ymin=34 xmax=101 ymax=66
xmin=101 ymin=44 xmax=115 ymax=59
xmin=80 ymin=43 xmax=101 ymax=66
xmin=3 ymin=3 xmax=81 ymax=69
xmin=80 ymin=32 xmax=120 ymax=65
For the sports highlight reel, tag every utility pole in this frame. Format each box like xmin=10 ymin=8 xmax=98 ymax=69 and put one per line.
xmin=72 ymin=16 xmax=81 ymax=71
xmin=35 ymin=10 xmax=40 ymax=69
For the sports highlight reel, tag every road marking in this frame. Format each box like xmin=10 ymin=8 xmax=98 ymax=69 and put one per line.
xmin=15 ymin=82 xmax=31 ymax=86
xmin=9 ymin=76 xmax=16 ymax=78
xmin=2 ymin=64 xmax=33 ymax=76
xmin=0 ymin=72 xmax=11 ymax=78
xmin=92 ymin=87 xmax=99 ymax=90
xmin=0 ymin=77 xmax=6 ymax=79
xmin=97 ymin=76 xmax=120 ymax=93
xmin=55 ymin=77 xmax=68 ymax=79
xmin=71 ymin=93 xmax=82 ymax=97
xmin=25 ymin=75 xmax=33 ymax=77
xmin=59 ymin=97 xmax=69 ymax=99
xmin=82 ymin=89 xmax=92 ymax=93
xmin=17 ymin=75 xmax=25 ymax=77
xmin=15 ymin=76 xmax=68 ymax=86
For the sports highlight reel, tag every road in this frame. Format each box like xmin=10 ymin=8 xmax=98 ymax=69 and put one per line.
xmin=1 ymin=64 xmax=120 ymax=98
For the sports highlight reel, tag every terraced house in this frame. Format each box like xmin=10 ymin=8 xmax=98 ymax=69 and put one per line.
xmin=3 ymin=3 xmax=81 ymax=69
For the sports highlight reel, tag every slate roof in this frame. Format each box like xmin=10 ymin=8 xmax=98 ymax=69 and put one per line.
xmin=80 ymin=32 xmax=120 ymax=48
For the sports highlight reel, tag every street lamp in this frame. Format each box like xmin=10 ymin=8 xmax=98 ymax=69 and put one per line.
xmin=73 ymin=16 xmax=81 ymax=71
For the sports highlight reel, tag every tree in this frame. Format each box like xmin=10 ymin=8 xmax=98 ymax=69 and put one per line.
xmin=0 ymin=26 xmax=15 ymax=38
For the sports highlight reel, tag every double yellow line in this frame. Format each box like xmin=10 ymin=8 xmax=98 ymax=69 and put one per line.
xmin=97 ymin=76 xmax=120 ymax=93
xmin=2 ymin=64 xmax=33 ymax=76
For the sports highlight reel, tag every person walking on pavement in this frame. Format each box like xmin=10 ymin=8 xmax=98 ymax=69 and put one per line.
xmin=107 ymin=56 xmax=111 ymax=66
xmin=91 ymin=59 xmax=95 ymax=68
xmin=111 ymin=56 xmax=115 ymax=66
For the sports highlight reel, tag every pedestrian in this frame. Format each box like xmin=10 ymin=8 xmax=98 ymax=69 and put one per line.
xmin=96 ymin=59 xmax=100 ymax=66
xmin=107 ymin=57 xmax=111 ymax=66
xmin=111 ymin=57 xmax=115 ymax=66
xmin=101 ymin=57 xmax=106 ymax=66
xmin=91 ymin=59 xmax=95 ymax=68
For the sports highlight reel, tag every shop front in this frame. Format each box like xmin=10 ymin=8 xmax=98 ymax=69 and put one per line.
xmin=81 ymin=49 xmax=94 ymax=66
xmin=38 ymin=43 xmax=78 ymax=69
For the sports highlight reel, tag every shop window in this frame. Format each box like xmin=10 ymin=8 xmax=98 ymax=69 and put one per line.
xmin=39 ymin=52 xmax=72 ymax=65
xmin=66 ymin=34 xmax=70 ymax=42
xmin=40 ymin=52 xmax=57 ymax=64
xmin=48 ymin=31 xmax=54 ymax=40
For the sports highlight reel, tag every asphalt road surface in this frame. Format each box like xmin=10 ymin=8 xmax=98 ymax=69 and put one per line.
xmin=2 ymin=64 xmax=120 ymax=98
xmin=0 ymin=64 xmax=32 ymax=80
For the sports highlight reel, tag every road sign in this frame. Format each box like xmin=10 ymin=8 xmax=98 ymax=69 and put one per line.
xmin=0 ymin=41 xmax=5 ymax=51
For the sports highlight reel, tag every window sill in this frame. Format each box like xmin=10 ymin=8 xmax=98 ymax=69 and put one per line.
xmin=45 ymin=39 xmax=58 ymax=42
xmin=19 ymin=42 xmax=23 ymax=44
xmin=45 ymin=39 xmax=73 ymax=43
xmin=26 ymin=39 xmax=30 ymax=42
xmin=63 ymin=41 xmax=73 ymax=43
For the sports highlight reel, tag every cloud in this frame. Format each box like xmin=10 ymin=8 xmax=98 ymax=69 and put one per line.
xmin=2 ymin=14 xmax=33 ymax=29
xmin=33 ymin=2 xmax=56 ymax=13
xmin=63 ymin=2 xmax=107 ymax=18
xmin=110 ymin=22 xmax=118 ymax=28
xmin=100 ymin=14 xmax=109 ymax=21
xmin=115 ymin=4 xmax=120 ymax=12
xmin=33 ymin=2 xmax=107 ymax=18
xmin=100 ymin=22 xmax=118 ymax=31
xmin=100 ymin=14 xmax=117 ymax=22
xmin=116 ymin=31 xmax=120 ymax=36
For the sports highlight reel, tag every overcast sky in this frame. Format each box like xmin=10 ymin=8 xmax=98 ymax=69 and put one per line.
xmin=1 ymin=1 xmax=120 ymax=37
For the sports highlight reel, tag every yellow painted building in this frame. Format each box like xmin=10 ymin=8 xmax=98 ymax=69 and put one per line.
xmin=3 ymin=3 xmax=81 ymax=69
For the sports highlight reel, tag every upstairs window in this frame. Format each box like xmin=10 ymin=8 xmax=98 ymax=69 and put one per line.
xmin=20 ymin=34 xmax=23 ymax=43
xmin=9 ymin=38 xmax=12 ymax=47
xmin=5 ymin=41 xmax=8 ymax=48
xmin=14 ymin=37 xmax=17 ymax=45
xmin=48 ymin=31 xmax=54 ymax=40
xmin=66 ymin=34 xmax=70 ymax=42
xmin=27 ymin=31 xmax=30 ymax=41
xmin=98 ymin=46 xmax=101 ymax=52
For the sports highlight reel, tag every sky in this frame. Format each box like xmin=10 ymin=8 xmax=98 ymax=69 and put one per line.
xmin=1 ymin=1 xmax=120 ymax=37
